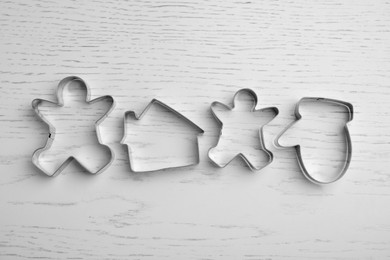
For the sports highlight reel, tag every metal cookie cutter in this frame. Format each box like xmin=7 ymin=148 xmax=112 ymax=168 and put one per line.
xmin=275 ymin=97 xmax=353 ymax=185
xmin=32 ymin=76 xmax=115 ymax=176
xmin=208 ymin=89 xmax=279 ymax=171
xmin=121 ymin=99 xmax=204 ymax=172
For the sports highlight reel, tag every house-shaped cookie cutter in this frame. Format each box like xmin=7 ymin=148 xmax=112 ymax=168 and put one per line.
xmin=121 ymin=99 xmax=204 ymax=172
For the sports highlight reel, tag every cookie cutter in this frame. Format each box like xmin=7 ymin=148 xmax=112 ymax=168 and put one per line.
xmin=275 ymin=97 xmax=353 ymax=185
xmin=32 ymin=76 xmax=115 ymax=177
xmin=208 ymin=88 xmax=279 ymax=170
xmin=121 ymin=99 xmax=204 ymax=172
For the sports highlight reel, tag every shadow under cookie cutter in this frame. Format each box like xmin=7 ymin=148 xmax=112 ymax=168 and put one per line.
xmin=275 ymin=97 xmax=353 ymax=185
xmin=32 ymin=76 xmax=115 ymax=177
xmin=208 ymin=89 xmax=279 ymax=171
xmin=121 ymin=99 xmax=204 ymax=172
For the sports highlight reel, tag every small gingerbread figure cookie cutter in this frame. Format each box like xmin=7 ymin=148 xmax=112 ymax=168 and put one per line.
xmin=208 ymin=89 xmax=279 ymax=171
xmin=275 ymin=97 xmax=353 ymax=185
xmin=32 ymin=76 xmax=115 ymax=176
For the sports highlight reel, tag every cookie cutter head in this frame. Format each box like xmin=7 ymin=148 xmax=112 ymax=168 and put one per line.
xmin=208 ymin=88 xmax=279 ymax=171
xmin=32 ymin=76 xmax=115 ymax=177
xmin=121 ymin=99 xmax=204 ymax=172
xmin=275 ymin=97 xmax=353 ymax=185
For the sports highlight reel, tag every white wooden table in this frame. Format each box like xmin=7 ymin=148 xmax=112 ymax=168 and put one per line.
xmin=1 ymin=0 xmax=390 ymax=259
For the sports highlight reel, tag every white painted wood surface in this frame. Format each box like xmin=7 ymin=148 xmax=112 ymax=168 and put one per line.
xmin=1 ymin=0 xmax=390 ymax=259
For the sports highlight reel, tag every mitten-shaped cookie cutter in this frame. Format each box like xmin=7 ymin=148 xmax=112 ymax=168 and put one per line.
xmin=32 ymin=76 xmax=115 ymax=176
xmin=275 ymin=97 xmax=353 ymax=185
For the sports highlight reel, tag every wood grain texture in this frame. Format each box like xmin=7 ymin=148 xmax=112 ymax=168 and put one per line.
xmin=1 ymin=0 xmax=390 ymax=259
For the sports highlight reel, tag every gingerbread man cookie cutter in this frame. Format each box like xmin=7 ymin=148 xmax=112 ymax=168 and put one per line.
xmin=275 ymin=97 xmax=353 ymax=185
xmin=208 ymin=89 xmax=279 ymax=170
xmin=32 ymin=76 xmax=115 ymax=176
